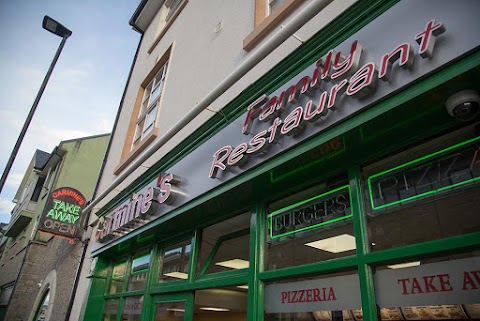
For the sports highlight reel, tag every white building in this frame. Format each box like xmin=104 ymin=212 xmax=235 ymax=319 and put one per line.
xmin=72 ymin=1 xmax=480 ymax=320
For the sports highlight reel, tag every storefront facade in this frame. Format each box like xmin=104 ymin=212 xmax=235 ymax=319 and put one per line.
xmin=81 ymin=0 xmax=480 ymax=320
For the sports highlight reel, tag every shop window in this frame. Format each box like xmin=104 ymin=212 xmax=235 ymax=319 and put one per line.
xmin=264 ymin=271 xmax=361 ymax=321
xmin=102 ymin=298 xmax=120 ymax=321
xmin=243 ymin=0 xmax=304 ymax=51
xmin=374 ymin=252 xmax=480 ymax=320
xmin=108 ymin=262 xmax=126 ymax=294
xmin=127 ymin=253 xmax=151 ymax=291
xmin=197 ymin=212 xmax=251 ymax=275
xmin=121 ymin=296 xmax=143 ymax=321
xmin=148 ymin=0 xmax=188 ymax=54
xmin=194 ymin=286 xmax=248 ymax=320
xmin=115 ymin=46 xmax=172 ymax=174
xmin=154 ymin=301 xmax=185 ymax=321
xmin=363 ymin=130 xmax=480 ymax=252
xmin=159 ymin=239 xmax=192 ymax=282
xmin=266 ymin=173 xmax=355 ymax=270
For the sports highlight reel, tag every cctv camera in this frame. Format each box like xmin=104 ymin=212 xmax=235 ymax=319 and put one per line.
xmin=445 ymin=90 xmax=480 ymax=121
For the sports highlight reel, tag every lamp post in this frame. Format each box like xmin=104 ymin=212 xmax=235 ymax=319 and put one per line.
xmin=0 ymin=16 xmax=72 ymax=193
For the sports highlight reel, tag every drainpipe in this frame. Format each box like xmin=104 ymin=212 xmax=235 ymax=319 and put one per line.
xmin=82 ymin=0 xmax=332 ymax=216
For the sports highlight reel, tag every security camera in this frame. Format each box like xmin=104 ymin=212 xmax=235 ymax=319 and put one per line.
xmin=445 ymin=90 xmax=480 ymax=121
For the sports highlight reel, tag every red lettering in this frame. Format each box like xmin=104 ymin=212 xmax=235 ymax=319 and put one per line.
xmin=242 ymin=95 xmax=268 ymax=134
xmin=328 ymin=287 xmax=336 ymax=300
xmin=246 ymin=130 xmax=268 ymax=155
xmin=208 ymin=146 xmax=232 ymax=178
xmin=422 ymin=275 xmax=439 ymax=293
xmin=411 ymin=278 xmax=424 ymax=294
xmin=281 ymin=291 xmax=287 ymax=304
xmin=327 ymin=79 xmax=348 ymax=109
xmin=280 ymin=107 xmax=303 ymax=136
xmin=415 ymin=19 xmax=446 ymax=58
xmin=437 ymin=274 xmax=453 ymax=292
xmin=313 ymin=288 xmax=321 ymax=302
xmin=379 ymin=43 xmax=414 ymax=81
xmin=331 ymin=41 xmax=363 ymax=79
xmin=227 ymin=143 xmax=248 ymax=166
xmin=299 ymin=289 xmax=305 ymax=302
xmin=306 ymin=289 xmax=313 ymax=302
xmin=462 ymin=271 xmax=480 ymax=290
xmin=398 ymin=278 xmax=410 ymax=295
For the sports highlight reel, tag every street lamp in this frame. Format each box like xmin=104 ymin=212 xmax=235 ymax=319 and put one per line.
xmin=0 ymin=16 xmax=72 ymax=193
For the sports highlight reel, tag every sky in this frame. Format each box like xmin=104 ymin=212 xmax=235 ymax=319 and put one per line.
xmin=0 ymin=1 xmax=141 ymax=223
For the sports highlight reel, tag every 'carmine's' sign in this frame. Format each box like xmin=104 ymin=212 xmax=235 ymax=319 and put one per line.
xmin=209 ymin=19 xmax=446 ymax=178
xmin=95 ymin=173 xmax=179 ymax=242
xmin=38 ymin=187 xmax=86 ymax=238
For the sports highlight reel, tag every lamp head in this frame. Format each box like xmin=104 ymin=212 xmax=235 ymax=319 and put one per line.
xmin=42 ymin=16 xmax=72 ymax=38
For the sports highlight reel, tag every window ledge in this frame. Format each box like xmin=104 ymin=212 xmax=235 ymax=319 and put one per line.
xmin=114 ymin=128 xmax=160 ymax=175
xmin=243 ymin=0 xmax=304 ymax=52
xmin=148 ymin=0 xmax=188 ymax=54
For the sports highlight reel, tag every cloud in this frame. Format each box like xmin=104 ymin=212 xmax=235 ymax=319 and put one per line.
xmin=5 ymin=173 xmax=24 ymax=189
xmin=0 ymin=197 xmax=14 ymax=215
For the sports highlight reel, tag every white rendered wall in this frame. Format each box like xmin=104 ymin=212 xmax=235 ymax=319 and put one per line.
xmin=93 ymin=0 xmax=359 ymax=221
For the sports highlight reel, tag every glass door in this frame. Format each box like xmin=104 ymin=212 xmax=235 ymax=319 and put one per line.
xmin=150 ymin=293 xmax=193 ymax=321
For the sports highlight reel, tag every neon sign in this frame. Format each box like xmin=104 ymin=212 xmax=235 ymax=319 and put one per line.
xmin=269 ymin=185 xmax=352 ymax=239
xmin=209 ymin=20 xmax=446 ymax=178
xmin=368 ymin=136 xmax=480 ymax=210
xmin=38 ymin=187 xmax=86 ymax=239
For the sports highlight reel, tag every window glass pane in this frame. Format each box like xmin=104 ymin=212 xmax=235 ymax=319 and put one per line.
xmin=103 ymin=298 xmax=120 ymax=321
xmin=121 ymin=296 xmax=143 ymax=321
xmin=374 ymin=252 xmax=479 ymax=320
xmin=159 ymin=240 xmax=192 ymax=282
xmin=198 ymin=212 xmax=251 ymax=275
xmin=364 ymin=130 xmax=480 ymax=251
xmin=266 ymin=173 xmax=354 ymax=270
xmin=142 ymin=105 xmax=157 ymax=137
xmin=128 ymin=253 xmax=150 ymax=291
xmin=194 ymin=286 xmax=248 ymax=320
xmin=109 ymin=262 xmax=126 ymax=294
xmin=268 ymin=0 xmax=285 ymax=15
xmin=34 ymin=291 xmax=50 ymax=321
xmin=205 ymin=233 xmax=250 ymax=274
xmin=154 ymin=301 xmax=185 ymax=321
xmin=264 ymin=271 xmax=360 ymax=321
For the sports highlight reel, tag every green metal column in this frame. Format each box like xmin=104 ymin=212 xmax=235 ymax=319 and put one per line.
xmin=349 ymin=165 xmax=378 ymax=320
xmin=247 ymin=203 xmax=266 ymax=321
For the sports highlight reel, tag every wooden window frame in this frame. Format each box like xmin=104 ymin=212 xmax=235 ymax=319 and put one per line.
xmin=148 ymin=0 xmax=188 ymax=54
xmin=243 ymin=0 xmax=304 ymax=51
xmin=115 ymin=46 xmax=173 ymax=175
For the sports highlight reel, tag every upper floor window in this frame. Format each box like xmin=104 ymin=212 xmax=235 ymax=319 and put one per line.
xmin=132 ymin=61 xmax=168 ymax=150
xmin=267 ymin=0 xmax=285 ymax=15
xmin=115 ymin=46 xmax=172 ymax=174
xmin=243 ymin=0 xmax=304 ymax=51
xmin=157 ymin=0 xmax=183 ymax=32
xmin=148 ymin=0 xmax=187 ymax=54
